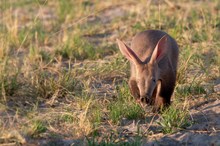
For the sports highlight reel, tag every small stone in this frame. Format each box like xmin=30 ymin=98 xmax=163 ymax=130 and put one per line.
xmin=214 ymin=84 xmax=220 ymax=93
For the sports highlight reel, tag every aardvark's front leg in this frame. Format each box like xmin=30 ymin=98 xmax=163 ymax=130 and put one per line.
xmin=129 ymin=79 xmax=140 ymax=102
xmin=153 ymin=80 xmax=170 ymax=112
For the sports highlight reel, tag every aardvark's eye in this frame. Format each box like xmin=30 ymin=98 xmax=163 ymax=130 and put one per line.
xmin=152 ymin=78 xmax=156 ymax=83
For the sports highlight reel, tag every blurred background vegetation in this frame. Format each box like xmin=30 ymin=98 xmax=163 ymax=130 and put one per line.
xmin=0 ymin=0 xmax=219 ymax=145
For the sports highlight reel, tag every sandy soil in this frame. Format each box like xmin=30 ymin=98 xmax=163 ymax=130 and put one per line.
xmin=1 ymin=1 xmax=219 ymax=146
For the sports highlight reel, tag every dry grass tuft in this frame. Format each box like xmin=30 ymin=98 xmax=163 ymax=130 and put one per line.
xmin=0 ymin=0 xmax=219 ymax=145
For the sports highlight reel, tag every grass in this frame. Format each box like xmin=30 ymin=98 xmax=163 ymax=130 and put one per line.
xmin=0 ymin=58 xmax=20 ymax=98
xmin=28 ymin=120 xmax=47 ymax=137
xmin=87 ymin=135 xmax=142 ymax=146
xmin=108 ymin=83 xmax=145 ymax=124
xmin=157 ymin=103 xmax=191 ymax=134
xmin=0 ymin=0 xmax=219 ymax=145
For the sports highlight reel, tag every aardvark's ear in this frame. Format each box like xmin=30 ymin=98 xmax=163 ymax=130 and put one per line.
xmin=117 ymin=39 xmax=142 ymax=65
xmin=150 ymin=35 xmax=168 ymax=64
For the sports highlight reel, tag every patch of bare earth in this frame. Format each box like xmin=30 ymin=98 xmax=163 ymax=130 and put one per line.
xmin=146 ymin=99 xmax=220 ymax=146
xmin=0 ymin=1 xmax=219 ymax=146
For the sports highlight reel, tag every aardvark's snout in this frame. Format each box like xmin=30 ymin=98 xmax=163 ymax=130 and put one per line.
xmin=136 ymin=95 xmax=151 ymax=108
xmin=140 ymin=94 xmax=151 ymax=104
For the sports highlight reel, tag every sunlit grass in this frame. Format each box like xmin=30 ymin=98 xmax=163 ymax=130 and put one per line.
xmin=157 ymin=102 xmax=191 ymax=134
xmin=0 ymin=0 xmax=219 ymax=145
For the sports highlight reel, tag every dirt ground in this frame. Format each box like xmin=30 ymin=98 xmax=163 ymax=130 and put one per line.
xmin=146 ymin=99 xmax=220 ymax=146
xmin=84 ymin=3 xmax=220 ymax=145
xmin=0 ymin=1 xmax=219 ymax=146
xmin=29 ymin=98 xmax=220 ymax=146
